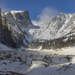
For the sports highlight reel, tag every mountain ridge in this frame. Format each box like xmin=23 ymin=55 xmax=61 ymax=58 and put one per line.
xmin=28 ymin=13 xmax=75 ymax=40
xmin=2 ymin=10 xmax=33 ymax=48
xmin=2 ymin=10 xmax=75 ymax=48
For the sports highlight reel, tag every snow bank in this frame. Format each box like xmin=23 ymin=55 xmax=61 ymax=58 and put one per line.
xmin=0 ymin=43 xmax=13 ymax=51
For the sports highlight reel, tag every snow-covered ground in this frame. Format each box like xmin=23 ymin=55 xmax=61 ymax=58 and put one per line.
xmin=0 ymin=43 xmax=14 ymax=51
xmin=0 ymin=44 xmax=75 ymax=75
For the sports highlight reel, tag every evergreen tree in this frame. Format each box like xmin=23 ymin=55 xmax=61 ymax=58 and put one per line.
xmin=0 ymin=8 xmax=2 ymax=26
xmin=3 ymin=16 xmax=8 ymax=44
xmin=0 ymin=7 xmax=17 ymax=48
xmin=0 ymin=7 xmax=4 ymax=43
xmin=4 ymin=17 xmax=8 ymax=30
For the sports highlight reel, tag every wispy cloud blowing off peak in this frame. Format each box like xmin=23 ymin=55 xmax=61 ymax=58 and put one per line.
xmin=32 ymin=7 xmax=60 ymax=25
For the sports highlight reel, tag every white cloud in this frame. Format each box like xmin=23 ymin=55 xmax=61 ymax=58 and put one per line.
xmin=32 ymin=7 xmax=60 ymax=25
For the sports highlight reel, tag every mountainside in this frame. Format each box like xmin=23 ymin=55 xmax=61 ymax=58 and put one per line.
xmin=2 ymin=10 xmax=75 ymax=48
xmin=2 ymin=10 xmax=33 ymax=48
xmin=3 ymin=10 xmax=32 ymax=29
xmin=28 ymin=13 xmax=75 ymax=40
xmin=1 ymin=10 xmax=75 ymax=75
xmin=25 ymin=13 xmax=75 ymax=49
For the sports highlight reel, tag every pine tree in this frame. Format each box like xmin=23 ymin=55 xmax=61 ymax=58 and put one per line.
xmin=0 ymin=7 xmax=4 ymax=43
xmin=4 ymin=17 xmax=8 ymax=30
xmin=3 ymin=17 xmax=8 ymax=44
xmin=0 ymin=8 xmax=2 ymax=25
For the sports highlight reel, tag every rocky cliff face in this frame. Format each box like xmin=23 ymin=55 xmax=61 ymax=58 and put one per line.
xmin=2 ymin=10 xmax=32 ymax=30
xmin=29 ymin=13 xmax=75 ymax=49
xmin=2 ymin=10 xmax=75 ymax=48
xmin=2 ymin=10 xmax=32 ymax=48
xmin=28 ymin=13 xmax=75 ymax=40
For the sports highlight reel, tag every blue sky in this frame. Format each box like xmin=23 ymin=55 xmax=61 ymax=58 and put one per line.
xmin=0 ymin=0 xmax=75 ymax=23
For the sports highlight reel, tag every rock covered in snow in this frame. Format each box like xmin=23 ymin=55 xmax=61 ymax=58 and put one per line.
xmin=2 ymin=10 xmax=32 ymax=47
xmin=3 ymin=10 xmax=32 ymax=30
xmin=29 ymin=13 xmax=75 ymax=40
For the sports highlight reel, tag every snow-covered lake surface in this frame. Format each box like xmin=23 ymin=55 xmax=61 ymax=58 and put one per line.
xmin=0 ymin=43 xmax=75 ymax=75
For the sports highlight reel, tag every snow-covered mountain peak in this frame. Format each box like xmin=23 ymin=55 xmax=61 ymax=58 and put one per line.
xmin=4 ymin=10 xmax=28 ymax=15
xmin=1 ymin=10 xmax=33 ymax=47
xmin=3 ymin=10 xmax=32 ymax=30
xmin=27 ymin=13 xmax=75 ymax=40
xmin=10 ymin=10 xmax=24 ymax=14
xmin=2 ymin=10 xmax=75 ymax=47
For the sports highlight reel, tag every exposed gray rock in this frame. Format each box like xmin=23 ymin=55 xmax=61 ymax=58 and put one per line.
xmin=2 ymin=10 xmax=32 ymax=48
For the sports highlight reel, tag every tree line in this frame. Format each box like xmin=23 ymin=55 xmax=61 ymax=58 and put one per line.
xmin=0 ymin=8 xmax=17 ymax=48
xmin=30 ymin=36 xmax=75 ymax=49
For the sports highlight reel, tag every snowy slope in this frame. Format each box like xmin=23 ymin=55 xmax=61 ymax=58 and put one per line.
xmin=0 ymin=43 xmax=14 ymax=51
xmin=2 ymin=10 xmax=33 ymax=47
xmin=1 ymin=10 xmax=75 ymax=75
xmin=2 ymin=10 xmax=75 ymax=47
xmin=0 ymin=47 xmax=75 ymax=75
xmin=28 ymin=13 xmax=75 ymax=40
